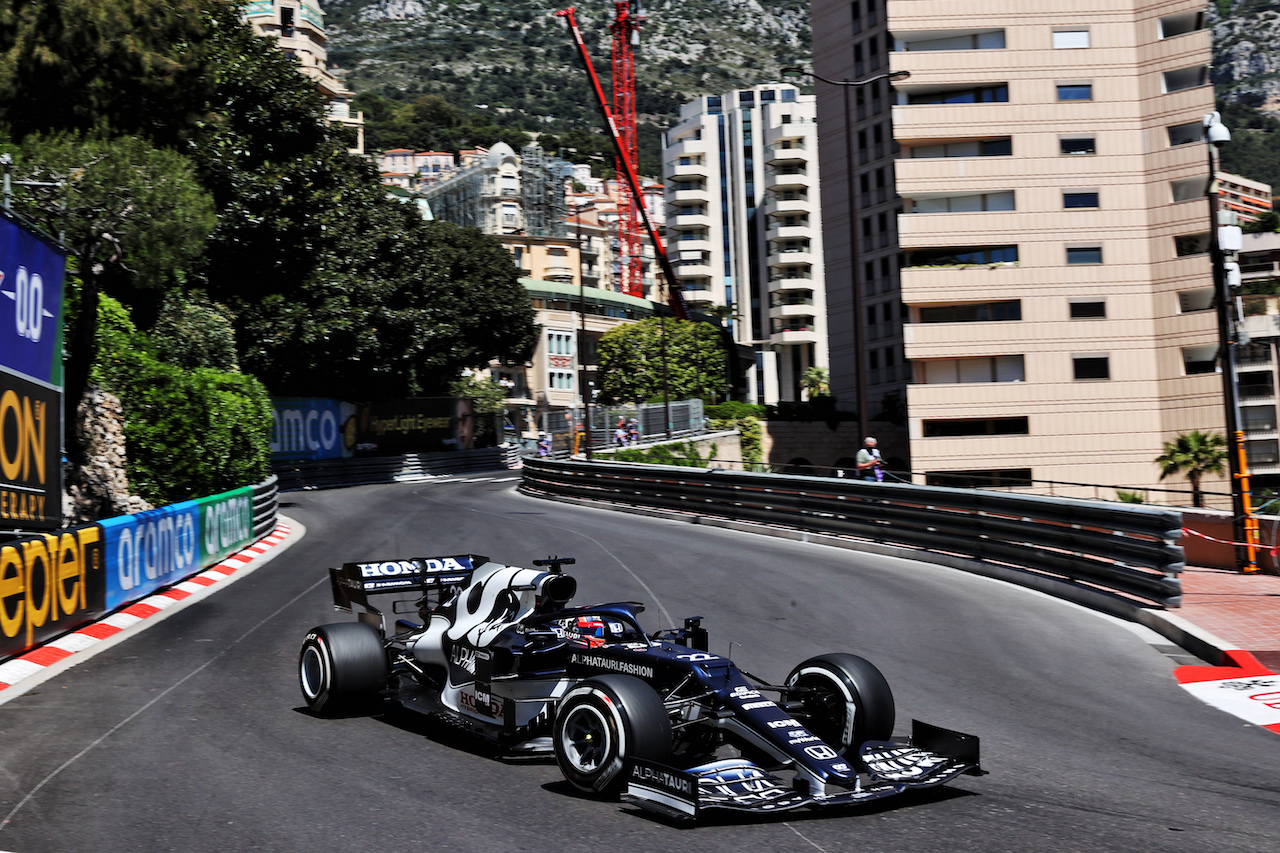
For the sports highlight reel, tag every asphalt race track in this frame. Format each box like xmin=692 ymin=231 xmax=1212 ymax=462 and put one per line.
xmin=0 ymin=476 xmax=1277 ymax=852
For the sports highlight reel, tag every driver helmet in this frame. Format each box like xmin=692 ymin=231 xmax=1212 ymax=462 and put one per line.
xmin=572 ymin=615 xmax=608 ymax=647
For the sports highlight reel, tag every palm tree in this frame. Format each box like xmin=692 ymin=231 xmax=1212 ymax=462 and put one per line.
xmin=1155 ymin=430 xmax=1227 ymax=508
xmin=800 ymin=366 xmax=830 ymax=400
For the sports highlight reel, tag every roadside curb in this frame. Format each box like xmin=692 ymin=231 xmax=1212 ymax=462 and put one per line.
xmin=0 ymin=517 xmax=303 ymax=705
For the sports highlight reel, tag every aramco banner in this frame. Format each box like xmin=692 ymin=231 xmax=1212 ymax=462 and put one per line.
xmin=99 ymin=488 xmax=253 ymax=611
xmin=270 ymin=398 xmax=355 ymax=463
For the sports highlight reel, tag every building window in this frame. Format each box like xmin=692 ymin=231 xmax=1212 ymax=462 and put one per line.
xmin=1167 ymin=121 xmax=1203 ymax=147
xmin=899 ymin=30 xmax=1005 ymax=51
xmin=1182 ymin=345 xmax=1217 ymax=375
xmin=1069 ymin=300 xmax=1106 ymax=318
xmin=908 ymin=84 xmax=1008 ymax=104
xmin=1066 ymin=246 xmax=1103 ymax=265
xmin=1052 ymin=30 xmax=1090 ymax=49
xmin=910 ymin=191 xmax=1015 ymax=213
xmin=909 ymin=137 xmax=1011 ymax=158
xmin=925 ymin=469 xmax=1033 ymax=488
xmin=1160 ymin=11 xmax=1206 ymax=38
xmin=547 ymin=331 xmax=575 ymax=356
xmin=1063 ymin=191 xmax=1100 ymax=208
xmin=548 ymin=370 xmax=575 ymax=390
xmin=922 ymin=417 xmax=1029 ymax=437
xmin=1073 ymin=355 xmax=1110 ymax=380
xmin=1171 ymin=177 xmax=1204 ymax=202
xmin=1163 ymin=66 xmax=1208 ymax=93
xmin=905 ymin=245 xmax=1018 ymax=267
xmin=1178 ymin=288 xmax=1214 ymax=313
xmin=1060 ymin=137 xmax=1096 ymax=155
xmin=921 ymin=355 xmax=1025 ymax=384
xmin=1056 ymin=83 xmax=1092 ymax=101
xmin=918 ymin=300 xmax=1021 ymax=323
xmin=1174 ymin=234 xmax=1211 ymax=257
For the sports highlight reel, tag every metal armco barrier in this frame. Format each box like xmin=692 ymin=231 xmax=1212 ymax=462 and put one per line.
xmin=252 ymin=475 xmax=280 ymax=539
xmin=520 ymin=459 xmax=1185 ymax=608
xmin=273 ymin=445 xmax=520 ymax=491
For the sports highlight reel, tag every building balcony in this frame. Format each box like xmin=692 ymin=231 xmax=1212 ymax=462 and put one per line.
xmin=766 ymin=170 xmax=812 ymax=191
xmin=542 ymin=264 xmax=574 ymax=282
xmin=760 ymin=196 xmax=811 ymax=217
xmin=669 ymin=161 xmax=709 ymax=178
xmin=676 ymin=262 xmax=715 ymax=278
xmin=771 ymin=327 xmax=819 ymax=345
xmin=672 ymin=212 xmax=712 ymax=228
xmin=765 ymin=223 xmax=812 ymax=241
xmin=670 ymin=236 xmax=713 ymax=253
xmin=664 ymin=139 xmax=708 ymax=160
xmin=668 ymin=188 xmax=710 ymax=204
xmin=769 ymin=301 xmax=816 ymax=319
xmin=767 ymin=249 xmax=816 ymax=267
xmin=769 ymin=273 xmax=815 ymax=289
xmin=766 ymin=144 xmax=808 ymax=165
xmin=764 ymin=119 xmax=816 ymax=147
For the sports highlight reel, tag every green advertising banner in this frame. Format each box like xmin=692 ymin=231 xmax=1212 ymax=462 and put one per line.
xmin=197 ymin=486 xmax=254 ymax=567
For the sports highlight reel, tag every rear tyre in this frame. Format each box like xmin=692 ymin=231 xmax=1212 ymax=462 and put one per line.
xmin=299 ymin=622 xmax=388 ymax=716
xmin=784 ymin=653 xmax=895 ymax=754
xmin=553 ymin=675 xmax=672 ymax=795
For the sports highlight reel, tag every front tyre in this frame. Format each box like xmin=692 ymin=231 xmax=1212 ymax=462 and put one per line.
xmin=299 ymin=622 xmax=388 ymax=716
xmin=785 ymin=653 xmax=895 ymax=754
xmin=553 ymin=675 xmax=672 ymax=795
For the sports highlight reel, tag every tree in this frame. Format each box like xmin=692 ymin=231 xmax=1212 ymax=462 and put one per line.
xmin=9 ymin=133 xmax=216 ymax=452
xmin=1155 ymin=430 xmax=1227 ymax=508
xmin=0 ymin=0 xmax=219 ymax=146
xmin=597 ymin=317 xmax=728 ymax=403
xmin=800 ymin=366 xmax=829 ymax=399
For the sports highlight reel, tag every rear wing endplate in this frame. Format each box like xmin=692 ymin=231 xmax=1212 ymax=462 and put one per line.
xmin=329 ymin=554 xmax=488 ymax=613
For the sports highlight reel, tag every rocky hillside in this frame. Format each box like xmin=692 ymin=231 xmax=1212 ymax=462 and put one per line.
xmin=1214 ymin=0 xmax=1280 ymax=113
xmin=323 ymin=0 xmax=809 ymax=168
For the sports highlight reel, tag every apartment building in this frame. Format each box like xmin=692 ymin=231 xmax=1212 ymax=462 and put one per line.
xmin=1217 ymin=171 xmax=1273 ymax=224
xmin=242 ymin=0 xmax=364 ymax=154
xmin=812 ymin=0 xmax=1225 ymax=501
xmin=662 ymin=84 xmax=829 ymax=404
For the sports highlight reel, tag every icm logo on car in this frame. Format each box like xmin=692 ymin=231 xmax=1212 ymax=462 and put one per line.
xmin=805 ymin=745 xmax=839 ymax=761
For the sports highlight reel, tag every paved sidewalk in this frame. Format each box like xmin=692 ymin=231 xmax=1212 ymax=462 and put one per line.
xmin=1178 ymin=566 xmax=1280 ymax=670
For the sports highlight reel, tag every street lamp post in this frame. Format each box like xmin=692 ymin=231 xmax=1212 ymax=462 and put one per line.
xmin=1204 ymin=111 xmax=1259 ymax=571
xmin=782 ymin=67 xmax=909 ymax=441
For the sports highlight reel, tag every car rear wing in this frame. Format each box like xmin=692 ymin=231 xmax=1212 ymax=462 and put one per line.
xmin=329 ymin=554 xmax=489 ymax=613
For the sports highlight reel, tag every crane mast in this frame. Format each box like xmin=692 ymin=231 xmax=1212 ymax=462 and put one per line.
xmin=556 ymin=5 xmax=687 ymax=319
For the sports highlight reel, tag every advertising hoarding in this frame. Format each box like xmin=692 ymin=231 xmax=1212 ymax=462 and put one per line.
xmin=0 ymin=370 xmax=61 ymax=531
xmin=0 ymin=214 xmax=66 ymax=388
xmin=270 ymin=397 xmax=354 ymax=463
xmin=352 ymin=397 xmax=474 ymax=456
xmin=0 ymin=524 xmax=105 ymax=659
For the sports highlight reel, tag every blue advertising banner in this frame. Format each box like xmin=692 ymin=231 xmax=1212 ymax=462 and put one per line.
xmin=100 ymin=502 xmax=202 ymax=611
xmin=0 ymin=215 xmax=66 ymax=388
xmin=271 ymin=397 xmax=353 ymax=463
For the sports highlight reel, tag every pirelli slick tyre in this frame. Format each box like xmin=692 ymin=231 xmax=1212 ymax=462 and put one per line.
xmin=785 ymin=653 xmax=895 ymax=755
xmin=299 ymin=622 xmax=388 ymax=716
xmin=553 ymin=675 xmax=672 ymax=796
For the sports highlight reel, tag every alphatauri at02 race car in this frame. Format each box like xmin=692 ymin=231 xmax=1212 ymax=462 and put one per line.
xmin=299 ymin=554 xmax=983 ymax=820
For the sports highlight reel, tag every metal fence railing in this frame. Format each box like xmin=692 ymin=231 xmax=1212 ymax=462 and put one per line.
xmin=520 ymin=458 xmax=1185 ymax=609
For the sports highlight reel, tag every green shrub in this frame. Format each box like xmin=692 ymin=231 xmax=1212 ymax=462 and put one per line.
xmin=709 ymin=415 xmax=762 ymax=465
xmin=613 ymin=441 xmax=718 ymax=468
xmin=706 ymin=401 xmax=765 ymax=419
xmin=91 ymin=297 xmax=272 ymax=505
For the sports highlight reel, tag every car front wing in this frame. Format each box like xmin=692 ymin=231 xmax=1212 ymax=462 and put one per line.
xmin=621 ymin=720 xmax=983 ymax=821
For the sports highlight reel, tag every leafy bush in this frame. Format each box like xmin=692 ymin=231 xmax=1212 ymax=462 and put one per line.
xmin=612 ymin=441 xmax=718 ymax=468
xmin=92 ymin=296 xmax=271 ymax=505
xmin=709 ymin=416 xmax=762 ymax=465
xmin=705 ymin=401 xmax=765 ymax=419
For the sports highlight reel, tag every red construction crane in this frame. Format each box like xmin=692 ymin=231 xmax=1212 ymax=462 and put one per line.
xmin=556 ymin=5 xmax=687 ymax=320
xmin=609 ymin=1 xmax=644 ymax=300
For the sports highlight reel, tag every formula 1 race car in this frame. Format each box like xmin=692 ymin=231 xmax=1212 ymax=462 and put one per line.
xmin=299 ymin=554 xmax=983 ymax=820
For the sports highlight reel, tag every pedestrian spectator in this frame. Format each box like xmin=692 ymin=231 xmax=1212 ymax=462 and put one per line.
xmin=537 ymin=432 xmax=552 ymax=457
xmin=614 ymin=424 xmax=628 ymax=447
xmin=627 ymin=418 xmax=639 ymax=445
xmin=856 ymin=436 xmax=883 ymax=481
